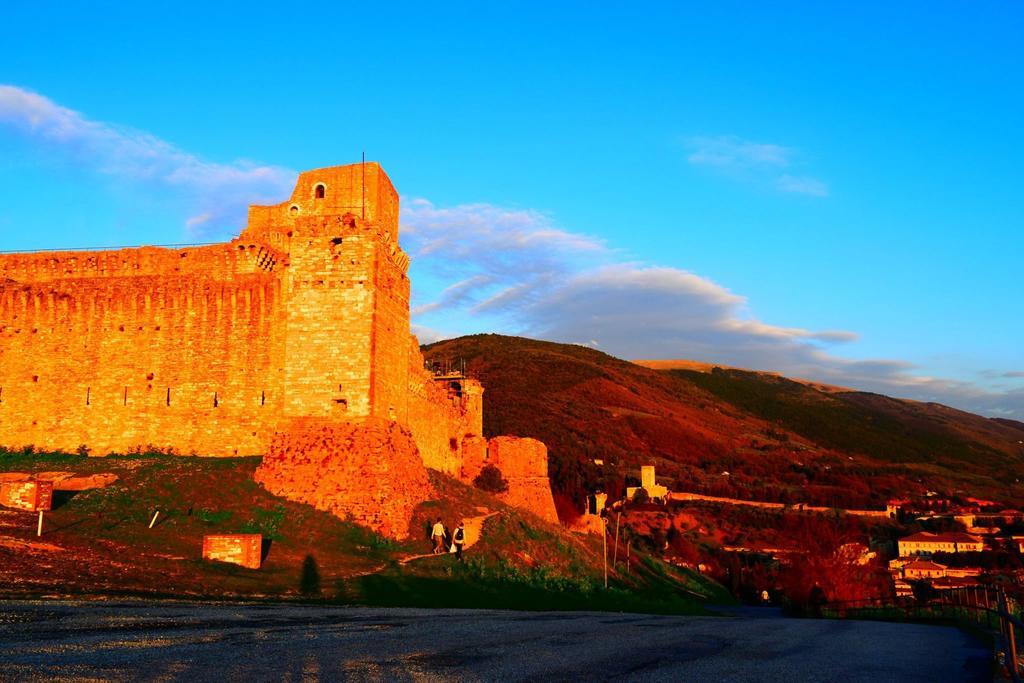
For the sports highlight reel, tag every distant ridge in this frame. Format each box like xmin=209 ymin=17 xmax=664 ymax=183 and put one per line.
xmin=633 ymin=359 xmax=855 ymax=394
xmin=425 ymin=334 xmax=1024 ymax=513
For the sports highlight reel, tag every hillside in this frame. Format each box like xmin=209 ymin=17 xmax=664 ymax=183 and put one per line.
xmin=0 ymin=449 xmax=726 ymax=612
xmin=424 ymin=335 xmax=1024 ymax=513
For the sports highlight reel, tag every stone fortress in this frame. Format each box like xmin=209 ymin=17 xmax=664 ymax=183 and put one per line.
xmin=0 ymin=162 xmax=558 ymax=538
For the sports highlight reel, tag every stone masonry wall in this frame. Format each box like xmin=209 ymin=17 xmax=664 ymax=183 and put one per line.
xmin=0 ymin=163 xmax=404 ymax=456
xmin=404 ymin=339 xmax=484 ymax=476
xmin=463 ymin=436 xmax=559 ymax=524
xmin=254 ymin=417 xmax=433 ymax=539
xmin=0 ymin=264 xmax=285 ymax=456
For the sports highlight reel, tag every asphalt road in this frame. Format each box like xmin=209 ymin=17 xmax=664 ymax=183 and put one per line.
xmin=0 ymin=601 xmax=990 ymax=682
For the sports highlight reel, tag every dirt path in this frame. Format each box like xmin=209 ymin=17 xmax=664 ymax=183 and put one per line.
xmin=399 ymin=511 xmax=500 ymax=565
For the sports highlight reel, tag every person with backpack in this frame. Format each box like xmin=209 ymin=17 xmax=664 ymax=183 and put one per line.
xmin=452 ymin=521 xmax=466 ymax=561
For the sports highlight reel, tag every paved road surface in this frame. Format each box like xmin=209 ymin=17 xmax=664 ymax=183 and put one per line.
xmin=0 ymin=601 xmax=989 ymax=682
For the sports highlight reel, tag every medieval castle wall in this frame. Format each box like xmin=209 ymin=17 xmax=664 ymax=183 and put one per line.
xmin=0 ymin=164 xmax=402 ymax=455
xmin=0 ymin=251 xmax=284 ymax=455
xmin=0 ymin=162 xmax=556 ymax=536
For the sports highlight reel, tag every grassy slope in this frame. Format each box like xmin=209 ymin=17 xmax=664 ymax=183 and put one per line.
xmin=0 ymin=449 xmax=726 ymax=613
xmin=424 ymin=334 xmax=1024 ymax=507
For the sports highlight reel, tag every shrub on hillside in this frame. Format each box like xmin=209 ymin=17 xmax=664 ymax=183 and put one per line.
xmin=632 ymin=488 xmax=650 ymax=505
xmin=474 ymin=464 xmax=509 ymax=494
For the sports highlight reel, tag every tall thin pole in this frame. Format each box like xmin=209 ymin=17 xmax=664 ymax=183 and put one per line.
xmin=603 ymin=519 xmax=608 ymax=588
xmin=361 ymin=151 xmax=366 ymax=219
xmin=613 ymin=513 xmax=621 ymax=567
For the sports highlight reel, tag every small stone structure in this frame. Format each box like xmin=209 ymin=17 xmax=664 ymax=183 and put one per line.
xmin=627 ymin=465 xmax=669 ymax=501
xmin=254 ymin=417 xmax=434 ymax=539
xmin=0 ymin=480 xmax=53 ymax=511
xmin=202 ymin=534 xmax=263 ymax=569
xmin=569 ymin=492 xmax=608 ymax=535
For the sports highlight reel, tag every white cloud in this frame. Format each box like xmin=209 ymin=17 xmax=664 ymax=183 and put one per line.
xmin=686 ymin=135 xmax=791 ymax=169
xmin=0 ymin=84 xmax=294 ymax=237
xmin=685 ymin=134 xmax=828 ymax=197
xmin=777 ymin=174 xmax=829 ymax=197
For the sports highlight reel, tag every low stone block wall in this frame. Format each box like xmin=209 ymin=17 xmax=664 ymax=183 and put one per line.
xmin=0 ymin=480 xmax=53 ymax=511
xmin=202 ymin=534 xmax=263 ymax=569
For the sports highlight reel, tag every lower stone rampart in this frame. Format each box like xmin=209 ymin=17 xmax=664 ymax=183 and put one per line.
xmin=253 ymin=417 xmax=433 ymax=539
xmin=462 ymin=436 xmax=559 ymax=524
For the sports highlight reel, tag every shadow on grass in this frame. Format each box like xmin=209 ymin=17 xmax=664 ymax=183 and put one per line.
xmin=45 ymin=517 xmax=89 ymax=534
xmin=337 ymin=571 xmax=709 ymax=615
xmin=50 ymin=490 xmax=80 ymax=510
xmin=261 ymin=538 xmax=274 ymax=563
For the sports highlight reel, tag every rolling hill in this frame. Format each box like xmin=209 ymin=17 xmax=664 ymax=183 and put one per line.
xmin=424 ymin=334 xmax=1024 ymax=515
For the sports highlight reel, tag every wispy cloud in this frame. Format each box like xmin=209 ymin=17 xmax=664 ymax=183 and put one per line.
xmin=0 ymin=84 xmax=294 ymax=237
xmin=686 ymin=135 xmax=791 ymax=168
xmin=776 ymin=174 xmax=829 ymax=197
xmin=685 ymin=134 xmax=829 ymax=197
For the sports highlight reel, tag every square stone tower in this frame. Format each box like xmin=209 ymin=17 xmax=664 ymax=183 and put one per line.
xmin=242 ymin=162 xmax=411 ymax=422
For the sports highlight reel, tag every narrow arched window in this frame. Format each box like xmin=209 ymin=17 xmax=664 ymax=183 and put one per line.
xmin=315 ymin=184 xmax=326 ymax=199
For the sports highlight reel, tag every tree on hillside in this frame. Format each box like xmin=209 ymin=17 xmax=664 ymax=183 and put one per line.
xmin=474 ymin=464 xmax=509 ymax=494
xmin=779 ymin=517 xmax=889 ymax=612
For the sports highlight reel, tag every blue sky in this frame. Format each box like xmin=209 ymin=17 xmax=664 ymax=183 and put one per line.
xmin=1 ymin=2 xmax=1022 ymax=417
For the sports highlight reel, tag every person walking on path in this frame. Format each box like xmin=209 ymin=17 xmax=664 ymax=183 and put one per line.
xmin=452 ymin=521 xmax=466 ymax=561
xmin=431 ymin=518 xmax=446 ymax=554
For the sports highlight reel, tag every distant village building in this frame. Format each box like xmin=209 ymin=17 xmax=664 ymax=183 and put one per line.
xmin=898 ymin=531 xmax=984 ymax=556
xmin=903 ymin=559 xmax=947 ymax=580
xmin=890 ymin=557 xmax=983 ymax=596
xmin=1012 ymin=536 xmax=1024 ymax=554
